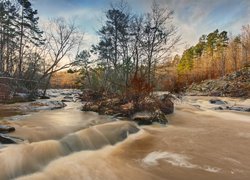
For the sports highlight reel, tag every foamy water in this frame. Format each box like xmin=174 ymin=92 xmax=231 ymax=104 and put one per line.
xmin=0 ymin=94 xmax=249 ymax=180
xmin=142 ymin=151 xmax=221 ymax=173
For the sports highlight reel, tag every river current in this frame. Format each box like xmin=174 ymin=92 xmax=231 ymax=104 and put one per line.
xmin=0 ymin=90 xmax=250 ymax=180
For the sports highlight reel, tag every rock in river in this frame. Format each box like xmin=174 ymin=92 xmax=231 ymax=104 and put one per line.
xmin=0 ymin=125 xmax=15 ymax=133
xmin=132 ymin=110 xmax=168 ymax=125
xmin=209 ymin=99 xmax=227 ymax=105
xmin=0 ymin=134 xmax=23 ymax=144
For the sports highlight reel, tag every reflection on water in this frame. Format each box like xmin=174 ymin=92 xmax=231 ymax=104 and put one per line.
xmin=0 ymin=93 xmax=250 ymax=180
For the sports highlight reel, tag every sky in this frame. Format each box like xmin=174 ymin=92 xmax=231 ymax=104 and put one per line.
xmin=31 ymin=0 xmax=250 ymax=55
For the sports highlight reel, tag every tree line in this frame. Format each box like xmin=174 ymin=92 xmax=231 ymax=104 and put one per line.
xmin=156 ymin=25 xmax=250 ymax=92
xmin=3 ymin=0 xmax=246 ymax=96
xmin=157 ymin=26 xmax=250 ymax=92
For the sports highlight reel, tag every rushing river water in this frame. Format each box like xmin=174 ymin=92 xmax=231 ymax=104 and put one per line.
xmin=0 ymin=90 xmax=250 ymax=180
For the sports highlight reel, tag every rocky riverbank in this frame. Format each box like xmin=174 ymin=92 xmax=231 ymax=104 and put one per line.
xmin=186 ymin=67 xmax=250 ymax=98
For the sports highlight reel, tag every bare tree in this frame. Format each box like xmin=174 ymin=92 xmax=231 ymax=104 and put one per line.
xmin=140 ymin=0 xmax=181 ymax=85
xmin=241 ymin=25 xmax=250 ymax=66
xmin=40 ymin=18 xmax=84 ymax=96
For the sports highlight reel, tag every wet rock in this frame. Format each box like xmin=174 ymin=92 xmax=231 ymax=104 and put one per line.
xmin=29 ymin=101 xmax=66 ymax=110
xmin=0 ymin=125 xmax=15 ymax=133
xmin=210 ymin=91 xmax=222 ymax=96
xmin=132 ymin=110 xmax=168 ymax=125
xmin=61 ymin=99 xmax=71 ymax=103
xmin=228 ymin=106 xmax=250 ymax=112
xmin=112 ymin=113 xmax=124 ymax=118
xmin=153 ymin=110 xmax=168 ymax=124
xmin=64 ymin=96 xmax=73 ymax=99
xmin=60 ymin=92 xmax=71 ymax=96
xmin=209 ymin=99 xmax=227 ymax=105
xmin=158 ymin=94 xmax=174 ymax=114
xmin=136 ymin=95 xmax=174 ymax=115
xmin=62 ymin=96 xmax=74 ymax=102
xmin=132 ymin=112 xmax=154 ymax=125
xmin=214 ymin=106 xmax=224 ymax=110
xmin=0 ymin=134 xmax=23 ymax=144
xmin=40 ymin=96 xmax=50 ymax=99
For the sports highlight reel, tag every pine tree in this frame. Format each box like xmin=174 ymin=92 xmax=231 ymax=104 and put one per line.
xmin=17 ymin=0 xmax=43 ymax=77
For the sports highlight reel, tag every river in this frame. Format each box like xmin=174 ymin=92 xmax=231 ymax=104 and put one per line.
xmin=0 ymin=90 xmax=250 ymax=180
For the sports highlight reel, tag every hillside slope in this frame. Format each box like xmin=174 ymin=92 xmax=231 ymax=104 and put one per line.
xmin=186 ymin=67 xmax=250 ymax=98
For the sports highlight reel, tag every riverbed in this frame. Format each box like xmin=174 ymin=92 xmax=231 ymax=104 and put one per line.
xmin=0 ymin=90 xmax=250 ymax=180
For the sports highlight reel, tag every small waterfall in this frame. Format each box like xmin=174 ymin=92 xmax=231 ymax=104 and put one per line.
xmin=0 ymin=121 xmax=139 ymax=179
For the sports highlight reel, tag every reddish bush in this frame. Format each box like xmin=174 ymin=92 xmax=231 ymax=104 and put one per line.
xmin=126 ymin=75 xmax=153 ymax=99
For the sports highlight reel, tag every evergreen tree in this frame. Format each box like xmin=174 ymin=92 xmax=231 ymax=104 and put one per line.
xmin=17 ymin=0 xmax=43 ymax=77
xmin=93 ymin=2 xmax=131 ymax=92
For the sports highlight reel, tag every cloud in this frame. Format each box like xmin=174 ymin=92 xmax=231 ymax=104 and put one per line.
xmin=31 ymin=0 xmax=250 ymax=55
xmin=82 ymin=33 xmax=99 ymax=50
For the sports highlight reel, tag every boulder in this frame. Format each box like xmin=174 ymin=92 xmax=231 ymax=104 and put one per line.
xmin=132 ymin=112 xmax=154 ymax=125
xmin=214 ymin=106 xmax=224 ymax=110
xmin=132 ymin=110 xmax=168 ymax=125
xmin=0 ymin=125 xmax=15 ymax=133
xmin=137 ymin=95 xmax=174 ymax=115
xmin=209 ymin=99 xmax=227 ymax=105
xmin=159 ymin=94 xmax=174 ymax=114
xmin=0 ymin=134 xmax=23 ymax=144
xmin=153 ymin=109 xmax=168 ymax=124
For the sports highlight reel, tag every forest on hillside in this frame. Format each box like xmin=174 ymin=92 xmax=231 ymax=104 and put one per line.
xmin=156 ymin=27 xmax=250 ymax=92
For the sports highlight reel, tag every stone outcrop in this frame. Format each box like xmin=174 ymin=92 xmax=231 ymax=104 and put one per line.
xmin=186 ymin=67 xmax=250 ymax=98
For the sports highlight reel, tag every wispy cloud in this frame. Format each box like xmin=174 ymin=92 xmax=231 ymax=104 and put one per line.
xmin=31 ymin=0 xmax=250 ymax=54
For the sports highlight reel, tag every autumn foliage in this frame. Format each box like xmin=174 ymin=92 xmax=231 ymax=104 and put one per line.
xmin=157 ymin=26 xmax=250 ymax=93
xmin=126 ymin=75 xmax=153 ymax=99
xmin=50 ymin=71 xmax=80 ymax=89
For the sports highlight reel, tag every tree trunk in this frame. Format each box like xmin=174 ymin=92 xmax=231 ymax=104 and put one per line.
xmin=18 ymin=5 xmax=24 ymax=78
